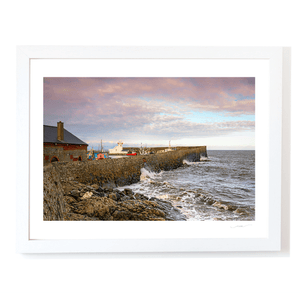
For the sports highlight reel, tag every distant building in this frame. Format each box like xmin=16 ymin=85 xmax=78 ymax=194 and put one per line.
xmin=109 ymin=140 xmax=128 ymax=155
xmin=44 ymin=121 xmax=88 ymax=163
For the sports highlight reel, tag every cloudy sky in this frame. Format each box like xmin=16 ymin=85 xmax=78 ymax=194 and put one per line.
xmin=44 ymin=77 xmax=255 ymax=150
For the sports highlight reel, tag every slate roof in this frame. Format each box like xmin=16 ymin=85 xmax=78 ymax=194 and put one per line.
xmin=44 ymin=125 xmax=88 ymax=145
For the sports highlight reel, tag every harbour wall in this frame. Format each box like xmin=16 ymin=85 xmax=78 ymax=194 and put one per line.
xmin=123 ymin=145 xmax=207 ymax=153
xmin=49 ymin=146 xmax=207 ymax=188
xmin=43 ymin=146 xmax=206 ymax=220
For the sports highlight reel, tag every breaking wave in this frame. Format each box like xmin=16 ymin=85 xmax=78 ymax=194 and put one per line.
xmin=140 ymin=168 xmax=158 ymax=181
xmin=119 ymin=151 xmax=255 ymax=221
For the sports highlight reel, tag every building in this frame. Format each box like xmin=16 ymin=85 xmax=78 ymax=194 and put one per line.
xmin=44 ymin=121 xmax=88 ymax=163
xmin=109 ymin=140 xmax=128 ymax=155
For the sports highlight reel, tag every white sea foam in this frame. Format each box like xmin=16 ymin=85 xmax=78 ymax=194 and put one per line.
xmin=140 ymin=168 xmax=156 ymax=181
xmin=200 ymin=156 xmax=209 ymax=161
xmin=183 ymin=160 xmax=202 ymax=165
xmin=157 ymin=194 xmax=169 ymax=200
xmin=120 ymin=151 xmax=254 ymax=221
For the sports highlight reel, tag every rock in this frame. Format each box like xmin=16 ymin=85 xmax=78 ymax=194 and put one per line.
xmin=226 ymin=205 xmax=237 ymax=211
xmin=206 ymin=199 xmax=214 ymax=205
xmin=151 ymin=198 xmax=187 ymax=221
xmin=86 ymin=185 xmax=95 ymax=190
xmin=134 ymin=193 xmax=143 ymax=199
xmin=213 ymin=202 xmax=228 ymax=210
xmin=124 ymin=188 xmax=133 ymax=196
xmin=70 ymin=190 xmax=80 ymax=198
xmin=149 ymin=197 xmax=158 ymax=201
xmin=91 ymin=184 xmax=99 ymax=189
xmin=96 ymin=187 xmax=104 ymax=193
xmin=115 ymin=193 xmax=121 ymax=201
xmin=45 ymin=165 xmax=188 ymax=221
xmin=118 ymin=191 xmax=126 ymax=197
xmin=108 ymin=193 xmax=117 ymax=201
xmin=95 ymin=191 xmax=105 ymax=197
xmin=102 ymin=182 xmax=116 ymax=190
xmin=81 ymin=191 xmax=93 ymax=199
xmin=234 ymin=208 xmax=248 ymax=215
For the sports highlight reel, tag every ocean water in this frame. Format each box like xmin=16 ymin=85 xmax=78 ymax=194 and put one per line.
xmin=118 ymin=150 xmax=255 ymax=221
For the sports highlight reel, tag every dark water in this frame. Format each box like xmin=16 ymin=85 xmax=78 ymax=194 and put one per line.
xmin=118 ymin=150 xmax=255 ymax=221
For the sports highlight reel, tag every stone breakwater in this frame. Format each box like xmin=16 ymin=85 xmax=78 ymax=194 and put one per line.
xmin=43 ymin=147 xmax=207 ymax=221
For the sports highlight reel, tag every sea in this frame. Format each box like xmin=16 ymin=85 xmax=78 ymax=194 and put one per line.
xmin=117 ymin=150 xmax=255 ymax=221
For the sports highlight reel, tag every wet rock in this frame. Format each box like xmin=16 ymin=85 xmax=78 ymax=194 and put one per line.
xmin=45 ymin=164 xmax=189 ymax=221
xmin=134 ymin=193 xmax=144 ymax=200
xmin=196 ymin=196 xmax=205 ymax=203
xmin=151 ymin=198 xmax=187 ymax=221
xmin=124 ymin=188 xmax=133 ymax=196
xmin=226 ymin=205 xmax=237 ymax=211
xmin=115 ymin=177 xmax=131 ymax=186
xmin=149 ymin=197 xmax=158 ymax=202
xmin=234 ymin=208 xmax=248 ymax=215
xmin=66 ymin=186 xmax=187 ymax=221
xmin=206 ymin=199 xmax=214 ymax=205
xmin=213 ymin=202 xmax=229 ymax=210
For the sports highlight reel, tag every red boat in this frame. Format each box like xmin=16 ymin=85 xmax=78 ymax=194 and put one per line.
xmin=126 ymin=152 xmax=137 ymax=156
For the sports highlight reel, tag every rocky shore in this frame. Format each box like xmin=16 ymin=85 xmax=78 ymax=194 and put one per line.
xmin=63 ymin=181 xmax=186 ymax=221
xmin=43 ymin=164 xmax=186 ymax=221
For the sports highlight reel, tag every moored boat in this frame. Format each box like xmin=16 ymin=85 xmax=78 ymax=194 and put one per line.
xmin=126 ymin=152 xmax=137 ymax=156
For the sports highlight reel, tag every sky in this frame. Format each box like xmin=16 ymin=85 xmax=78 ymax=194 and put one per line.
xmin=43 ymin=77 xmax=255 ymax=150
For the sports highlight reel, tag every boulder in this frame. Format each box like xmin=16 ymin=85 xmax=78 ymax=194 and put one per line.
xmin=81 ymin=191 xmax=93 ymax=199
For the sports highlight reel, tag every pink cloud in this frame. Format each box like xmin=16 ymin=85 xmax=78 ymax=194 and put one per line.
xmin=43 ymin=77 xmax=255 ymax=144
xmin=44 ymin=77 xmax=255 ymax=125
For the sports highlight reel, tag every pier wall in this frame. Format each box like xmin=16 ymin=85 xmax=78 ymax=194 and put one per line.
xmin=43 ymin=146 xmax=206 ymax=220
xmin=49 ymin=146 xmax=207 ymax=188
xmin=123 ymin=145 xmax=207 ymax=154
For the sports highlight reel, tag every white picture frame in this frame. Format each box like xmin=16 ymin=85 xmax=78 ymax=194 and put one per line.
xmin=16 ymin=46 xmax=285 ymax=253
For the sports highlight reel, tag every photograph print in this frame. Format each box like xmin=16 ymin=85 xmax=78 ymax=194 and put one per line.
xmin=43 ymin=77 xmax=255 ymax=221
